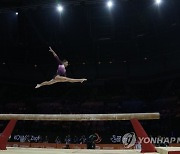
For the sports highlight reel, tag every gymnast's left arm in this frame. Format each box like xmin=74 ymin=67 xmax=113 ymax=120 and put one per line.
xmin=49 ymin=46 xmax=62 ymax=64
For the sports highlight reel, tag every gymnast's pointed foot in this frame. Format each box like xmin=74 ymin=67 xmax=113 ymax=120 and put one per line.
xmin=81 ymin=79 xmax=87 ymax=83
xmin=35 ymin=84 xmax=41 ymax=88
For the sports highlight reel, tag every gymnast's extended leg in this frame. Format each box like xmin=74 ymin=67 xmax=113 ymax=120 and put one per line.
xmin=35 ymin=79 xmax=57 ymax=88
xmin=55 ymin=75 xmax=87 ymax=83
xmin=65 ymin=77 xmax=87 ymax=83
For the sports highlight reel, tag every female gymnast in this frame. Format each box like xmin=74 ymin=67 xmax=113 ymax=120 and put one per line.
xmin=35 ymin=47 xmax=87 ymax=88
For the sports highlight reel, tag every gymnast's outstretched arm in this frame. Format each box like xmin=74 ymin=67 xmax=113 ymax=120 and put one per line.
xmin=49 ymin=46 xmax=62 ymax=65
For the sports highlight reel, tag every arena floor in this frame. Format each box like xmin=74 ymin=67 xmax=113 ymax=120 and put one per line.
xmin=1 ymin=147 xmax=158 ymax=154
xmin=1 ymin=147 xmax=180 ymax=154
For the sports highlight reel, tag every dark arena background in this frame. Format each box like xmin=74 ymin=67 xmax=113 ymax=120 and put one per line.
xmin=0 ymin=0 xmax=180 ymax=154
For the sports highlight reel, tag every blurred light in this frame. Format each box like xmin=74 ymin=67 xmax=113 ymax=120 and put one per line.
xmin=98 ymin=61 xmax=101 ymax=64
xmin=107 ymin=1 xmax=113 ymax=8
xmin=57 ymin=4 xmax=63 ymax=12
xmin=109 ymin=61 xmax=112 ymax=64
xmin=3 ymin=62 xmax=6 ymax=65
xmin=123 ymin=60 xmax=127 ymax=63
xmin=155 ymin=0 xmax=162 ymax=5
xmin=34 ymin=64 xmax=37 ymax=68
xmin=82 ymin=62 xmax=86 ymax=65
xmin=16 ymin=12 xmax=18 ymax=15
xmin=144 ymin=57 xmax=147 ymax=60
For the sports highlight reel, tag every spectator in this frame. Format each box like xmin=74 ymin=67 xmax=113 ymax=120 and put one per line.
xmin=79 ymin=135 xmax=86 ymax=144
xmin=55 ymin=136 xmax=61 ymax=144
xmin=65 ymin=135 xmax=71 ymax=144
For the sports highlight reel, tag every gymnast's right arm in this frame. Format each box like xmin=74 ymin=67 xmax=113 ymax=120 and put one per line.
xmin=49 ymin=46 xmax=62 ymax=64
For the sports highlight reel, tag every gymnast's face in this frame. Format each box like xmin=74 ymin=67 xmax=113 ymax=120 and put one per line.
xmin=63 ymin=61 xmax=69 ymax=67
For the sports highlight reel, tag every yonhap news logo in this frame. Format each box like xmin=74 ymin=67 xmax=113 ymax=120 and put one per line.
xmin=110 ymin=133 xmax=180 ymax=148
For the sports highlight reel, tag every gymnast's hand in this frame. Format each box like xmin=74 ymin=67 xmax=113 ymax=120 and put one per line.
xmin=49 ymin=46 xmax=57 ymax=57
xmin=49 ymin=46 xmax=54 ymax=53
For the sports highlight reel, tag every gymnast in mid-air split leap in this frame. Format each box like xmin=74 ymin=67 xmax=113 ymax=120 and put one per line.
xmin=35 ymin=47 xmax=87 ymax=88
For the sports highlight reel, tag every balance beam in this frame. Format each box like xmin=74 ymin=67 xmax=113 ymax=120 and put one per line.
xmin=0 ymin=113 xmax=160 ymax=121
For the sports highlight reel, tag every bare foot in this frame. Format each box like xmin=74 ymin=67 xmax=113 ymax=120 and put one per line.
xmin=35 ymin=84 xmax=41 ymax=88
xmin=81 ymin=79 xmax=87 ymax=83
